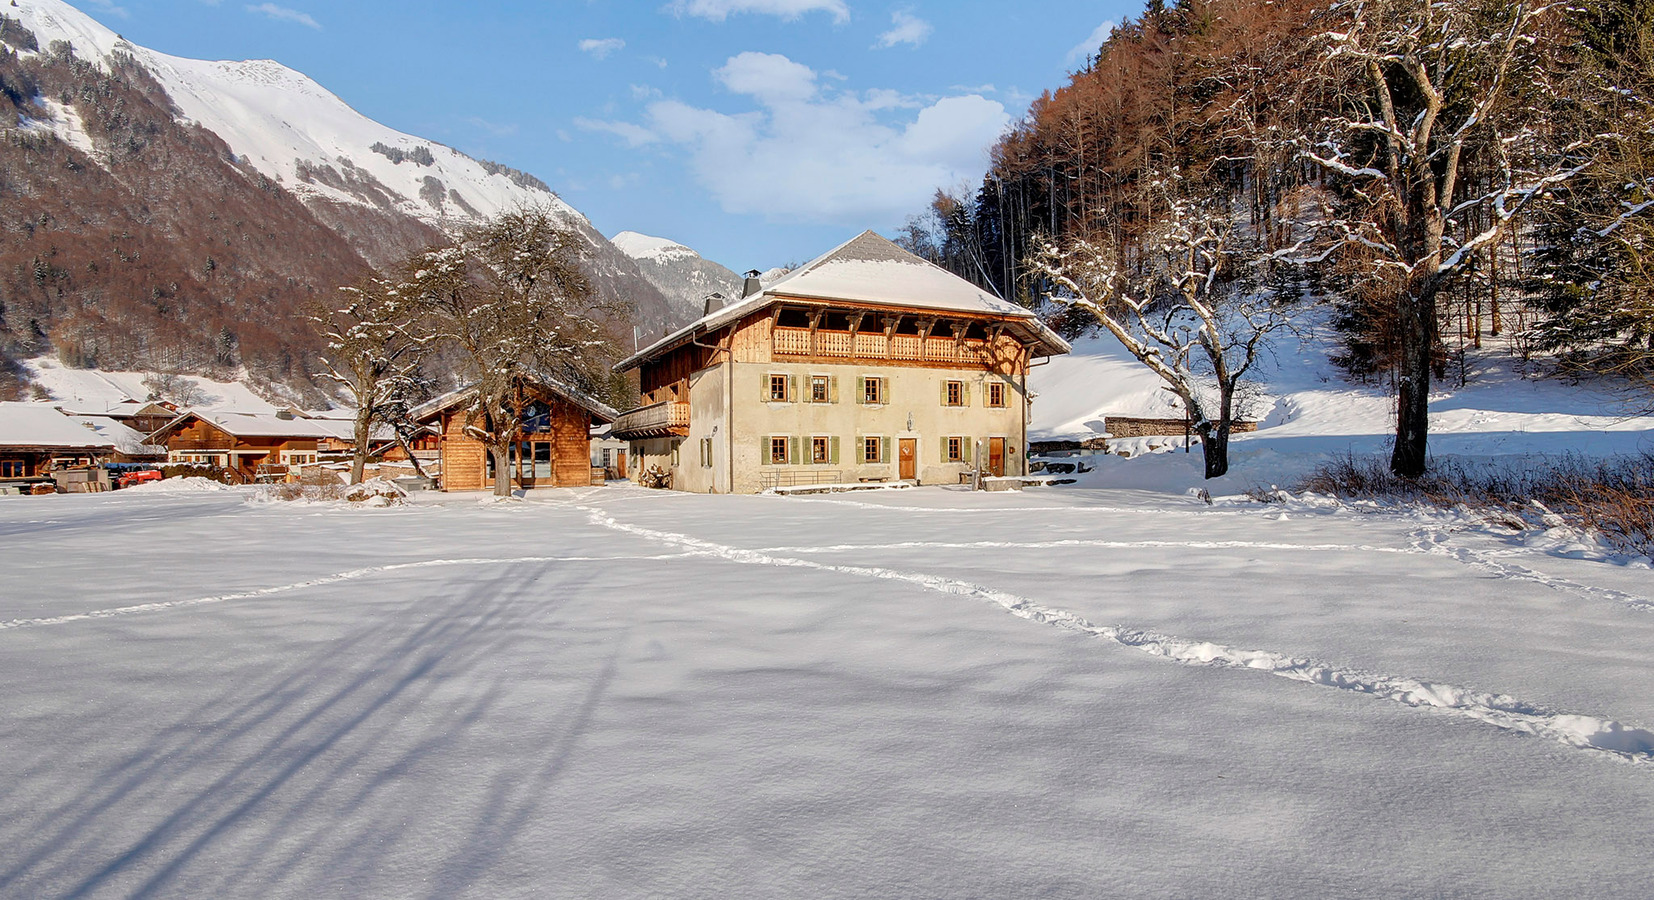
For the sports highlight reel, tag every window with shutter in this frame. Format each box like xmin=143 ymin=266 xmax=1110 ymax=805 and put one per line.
xmin=944 ymin=380 xmax=963 ymax=406
xmin=769 ymin=374 xmax=789 ymax=402
xmin=857 ymin=377 xmax=868 ymax=404
xmin=987 ymin=381 xmax=1005 ymax=407
xmin=811 ymin=375 xmax=829 ymax=403
xmin=811 ymin=436 xmax=829 ymax=464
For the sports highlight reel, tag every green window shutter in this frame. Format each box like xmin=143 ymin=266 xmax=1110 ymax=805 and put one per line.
xmin=788 ymin=374 xmax=798 ymax=402
xmin=788 ymin=436 xmax=799 ymax=465
xmin=881 ymin=436 xmax=891 ymax=464
xmin=962 ymin=383 xmax=971 ymax=406
xmin=829 ymin=376 xmax=839 ymax=404
xmin=761 ymin=436 xmax=771 ymax=465
xmin=940 ymin=381 xmax=950 ymax=405
xmin=761 ymin=372 xmax=770 ymax=401
xmin=940 ymin=437 xmax=949 ymax=463
xmin=856 ymin=435 xmax=865 ymax=463
xmin=857 ymin=376 xmax=866 ymax=405
xmin=830 ymin=436 xmax=840 ymax=465
xmin=963 ymin=436 xmax=972 ymax=464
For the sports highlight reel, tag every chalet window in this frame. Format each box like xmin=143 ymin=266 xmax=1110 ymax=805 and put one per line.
xmin=861 ymin=435 xmax=888 ymax=464
xmin=810 ymin=375 xmax=833 ymax=403
xmin=810 ymin=436 xmax=839 ymax=465
xmin=0 ymin=460 xmax=23 ymax=478
xmin=700 ymin=437 xmax=713 ymax=468
xmin=943 ymin=380 xmax=965 ymax=407
xmin=770 ymin=436 xmax=790 ymax=465
xmin=988 ymin=381 xmax=1007 ymax=408
xmin=859 ymin=376 xmax=886 ymax=405
xmin=766 ymin=373 xmax=796 ymax=402
xmin=945 ymin=436 xmax=965 ymax=462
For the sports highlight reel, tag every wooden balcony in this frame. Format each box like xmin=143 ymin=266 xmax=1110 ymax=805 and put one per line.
xmin=611 ymin=400 xmax=690 ymax=440
xmin=773 ymin=326 xmax=1003 ymax=367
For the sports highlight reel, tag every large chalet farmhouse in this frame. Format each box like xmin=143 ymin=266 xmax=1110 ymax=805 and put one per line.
xmin=611 ymin=231 xmax=1071 ymax=493
xmin=414 ymin=377 xmax=618 ymax=492
xmin=147 ymin=409 xmax=333 ymax=482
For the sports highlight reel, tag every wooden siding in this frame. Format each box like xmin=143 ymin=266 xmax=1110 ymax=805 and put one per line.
xmin=438 ymin=394 xmax=596 ymax=491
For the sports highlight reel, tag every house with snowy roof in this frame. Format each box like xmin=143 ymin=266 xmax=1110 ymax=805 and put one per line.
xmin=411 ymin=377 xmax=618 ymax=492
xmin=610 ymin=230 xmax=1071 ymax=493
xmin=146 ymin=409 xmax=335 ymax=482
xmin=0 ymin=402 xmax=118 ymax=487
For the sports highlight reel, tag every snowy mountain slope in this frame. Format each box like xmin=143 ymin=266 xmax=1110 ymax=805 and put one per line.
xmin=612 ymin=231 xmax=743 ymax=321
xmin=2 ymin=0 xmax=691 ymax=373
xmin=10 ymin=0 xmax=563 ymax=230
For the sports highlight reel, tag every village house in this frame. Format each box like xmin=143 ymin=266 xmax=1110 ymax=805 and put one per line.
xmin=413 ymin=377 xmax=618 ymax=492
xmin=0 ymin=402 xmax=118 ymax=493
xmin=146 ymin=409 xmax=332 ymax=483
xmin=610 ymin=231 xmax=1071 ymax=493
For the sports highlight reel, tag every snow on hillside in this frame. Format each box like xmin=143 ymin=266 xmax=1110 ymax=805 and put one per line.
xmin=612 ymin=230 xmax=743 ymax=321
xmin=10 ymin=0 xmax=571 ymax=231
xmin=24 ymin=357 xmax=283 ymax=413
xmin=1031 ymin=322 xmax=1654 ymax=489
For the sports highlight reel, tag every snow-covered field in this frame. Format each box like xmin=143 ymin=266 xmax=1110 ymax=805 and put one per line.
xmin=3 ymin=480 xmax=1653 ymax=898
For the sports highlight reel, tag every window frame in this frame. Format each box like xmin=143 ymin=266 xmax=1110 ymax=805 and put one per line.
xmin=811 ymin=374 xmax=830 ymax=403
xmin=944 ymin=380 xmax=964 ymax=407
xmin=947 ymin=436 xmax=964 ymax=462
xmin=811 ymin=436 xmax=830 ymax=465
xmin=769 ymin=373 xmax=790 ymax=403
xmin=987 ymin=381 xmax=1007 ymax=408
xmin=770 ymin=436 xmax=789 ymax=465
xmin=861 ymin=376 xmax=885 ymax=405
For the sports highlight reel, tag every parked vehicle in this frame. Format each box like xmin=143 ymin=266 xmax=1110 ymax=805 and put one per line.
xmin=117 ymin=470 xmax=163 ymax=489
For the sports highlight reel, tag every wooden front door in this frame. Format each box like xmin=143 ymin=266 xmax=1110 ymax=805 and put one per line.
xmin=616 ymin=450 xmax=627 ymax=479
xmin=899 ymin=438 xmax=917 ymax=481
xmin=519 ymin=440 xmax=554 ymax=488
xmin=987 ymin=437 xmax=1006 ymax=477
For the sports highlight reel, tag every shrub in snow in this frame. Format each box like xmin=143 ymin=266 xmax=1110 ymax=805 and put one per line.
xmin=342 ymin=478 xmax=407 ymax=507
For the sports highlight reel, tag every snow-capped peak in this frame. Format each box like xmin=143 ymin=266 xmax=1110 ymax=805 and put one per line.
xmin=611 ymin=231 xmax=702 ymax=264
xmin=8 ymin=0 xmax=577 ymax=233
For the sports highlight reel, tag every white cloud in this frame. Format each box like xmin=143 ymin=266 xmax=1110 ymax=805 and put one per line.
xmin=669 ymin=0 xmax=850 ymax=24
xmin=246 ymin=3 xmax=320 ymax=29
xmin=83 ymin=0 xmax=131 ymax=19
xmin=1066 ymin=19 xmax=1116 ymax=65
xmin=574 ymin=117 xmax=661 ymax=148
xmin=614 ymin=53 xmax=1010 ymax=224
xmin=465 ymin=117 xmax=519 ymax=138
xmin=874 ymin=11 xmax=932 ymax=49
xmin=715 ymin=52 xmax=817 ymax=104
xmin=579 ymin=37 xmax=625 ymax=60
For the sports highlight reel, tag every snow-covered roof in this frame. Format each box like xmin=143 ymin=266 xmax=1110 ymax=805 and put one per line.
xmin=0 ymin=403 xmax=117 ymax=449
xmin=410 ymin=377 xmax=620 ymax=425
xmin=616 ymin=230 xmax=1070 ymax=372
xmin=70 ymin=415 xmax=164 ymax=453
xmin=149 ymin=409 xmax=337 ymax=442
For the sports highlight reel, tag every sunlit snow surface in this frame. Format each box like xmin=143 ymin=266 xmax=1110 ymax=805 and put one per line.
xmin=3 ymin=482 xmax=1653 ymax=898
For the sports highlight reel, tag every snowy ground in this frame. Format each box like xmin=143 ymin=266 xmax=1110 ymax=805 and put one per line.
xmin=3 ymin=481 xmax=1653 ymax=898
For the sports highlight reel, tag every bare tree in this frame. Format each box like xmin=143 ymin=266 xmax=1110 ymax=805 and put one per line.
xmin=1031 ymin=180 xmax=1291 ymax=479
xmin=410 ymin=208 xmax=610 ymax=498
xmin=310 ymin=275 xmax=428 ymax=484
xmin=1296 ymin=0 xmax=1586 ymax=477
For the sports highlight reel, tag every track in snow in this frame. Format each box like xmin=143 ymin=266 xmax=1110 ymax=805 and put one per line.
xmin=580 ymin=503 xmax=1654 ymax=766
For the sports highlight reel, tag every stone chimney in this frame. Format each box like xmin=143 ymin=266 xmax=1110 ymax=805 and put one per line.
xmin=702 ymin=291 xmax=726 ymax=317
xmin=742 ymin=269 xmax=763 ymax=299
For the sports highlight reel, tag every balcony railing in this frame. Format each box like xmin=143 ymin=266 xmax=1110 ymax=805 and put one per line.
xmin=772 ymin=326 xmax=1012 ymax=368
xmin=611 ymin=401 xmax=690 ymax=440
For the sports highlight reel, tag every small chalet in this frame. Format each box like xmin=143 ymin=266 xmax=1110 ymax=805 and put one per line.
xmin=610 ymin=231 xmax=1071 ymax=493
xmin=146 ymin=409 xmax=332 ymax=482
xmin=413 ymin=377 xmax=618 ymax=492
xmin=0 ymin=402 xmax=117 ymax=488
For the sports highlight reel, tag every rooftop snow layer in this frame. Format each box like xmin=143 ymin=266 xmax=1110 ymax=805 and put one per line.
xmin=0 ymin=403 xmax=117 ymax=448
xmin=24 ymin=358 xmax=282 ymax=415
xmin=618 ymin=230 xmax=1068 ymax=370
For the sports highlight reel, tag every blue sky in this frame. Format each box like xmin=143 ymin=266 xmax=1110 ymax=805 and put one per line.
xmin=71 ymin=0 xmax=1140 ymax=270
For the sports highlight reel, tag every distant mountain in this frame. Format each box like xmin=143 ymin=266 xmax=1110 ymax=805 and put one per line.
xmin=0 ymin=0 xmax=684 ymax=402
xmin=611 ymin=231 xmax=744 ymax=322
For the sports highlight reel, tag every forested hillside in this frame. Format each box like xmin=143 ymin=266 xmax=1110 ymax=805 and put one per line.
xmin=898 ymin=0 xmax=1653 ymax=473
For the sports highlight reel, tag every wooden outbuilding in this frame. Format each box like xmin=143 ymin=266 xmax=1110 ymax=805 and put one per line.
xmin=412 ymin=378 xmax=618 ymax=492
xmin=0 ymin=402 xmax=117 ymax=489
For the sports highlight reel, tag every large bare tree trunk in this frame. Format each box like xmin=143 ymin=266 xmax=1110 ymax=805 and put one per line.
xmin=491 ymin=444 xmax=514 ymax=498
xmin=1391 ymin=280 xmax=1438 ymax=479
xmin=350 ymin=408 xmax=372 ymax=485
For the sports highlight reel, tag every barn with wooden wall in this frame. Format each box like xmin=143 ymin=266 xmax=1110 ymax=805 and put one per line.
xmin=414 ymin=379 xmax=617 ymax=492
